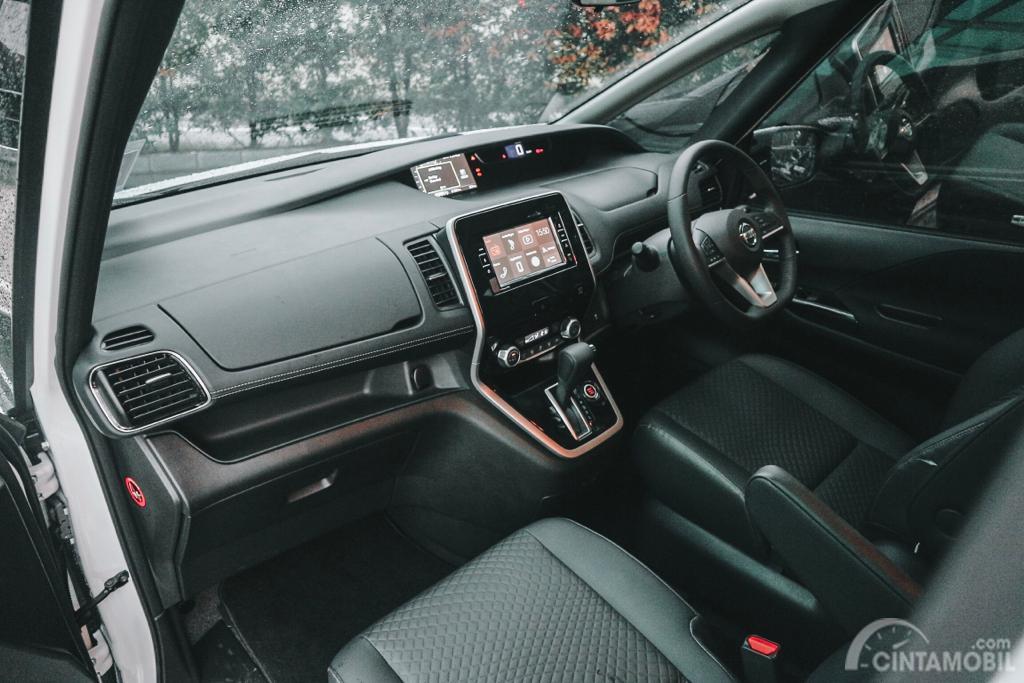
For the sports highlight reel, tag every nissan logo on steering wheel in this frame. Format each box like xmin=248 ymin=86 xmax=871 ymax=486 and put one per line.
xmin=738 ymin=220 xmax=760 ymax=251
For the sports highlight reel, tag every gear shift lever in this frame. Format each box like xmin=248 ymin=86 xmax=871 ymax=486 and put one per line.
xmin=556 ymin=342 xmax=595 ymax=407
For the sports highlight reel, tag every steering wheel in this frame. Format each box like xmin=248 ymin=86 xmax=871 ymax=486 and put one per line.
xmin=667 ymin=139 xmax=797 ymax=329
xmin=850 ymin=51 xmax=933 ymax=162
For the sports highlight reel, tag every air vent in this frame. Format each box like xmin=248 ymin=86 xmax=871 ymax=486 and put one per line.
xmin=91 ymin=352 xmax=209 ymax=432
xmin=101 ymin=325 xmax=154 ymax=351
xmin=407 ymin=239 xmax=460 ymax=309
xmin=570 ymin=209 xmax=595 ymax=255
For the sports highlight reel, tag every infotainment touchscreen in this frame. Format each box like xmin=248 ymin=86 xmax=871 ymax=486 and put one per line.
xmin=482 ymin=217 xmax=566 ymax=289
xmin=410 ymin=154 xmax=477 ymax=197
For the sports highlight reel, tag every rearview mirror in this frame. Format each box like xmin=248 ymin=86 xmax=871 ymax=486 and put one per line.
xmin=571 ymin=0 xmax=640 ymax=7
xmin=753 ymin=125 xmax=821 ymax=188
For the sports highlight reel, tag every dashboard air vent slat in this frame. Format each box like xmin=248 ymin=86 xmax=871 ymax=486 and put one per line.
xmin=570 ymin=210 xmax=595 ymax=255
xmin=101 ymin=325 xmax=154 ymax=351
xmin=92 ymin=352 xmax=208 ymax=431
xmin=407 ymin=239 xmax=460 ymax=309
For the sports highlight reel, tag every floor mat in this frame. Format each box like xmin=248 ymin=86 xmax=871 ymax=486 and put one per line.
xmin=220 ymin=514 xmax=454 ymax=683
xmin=194 ymin=621 xmax=266 ymax=683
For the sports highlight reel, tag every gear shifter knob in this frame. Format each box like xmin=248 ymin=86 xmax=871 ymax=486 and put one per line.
xmin=556 ymin=342 xmax=595 ymax=407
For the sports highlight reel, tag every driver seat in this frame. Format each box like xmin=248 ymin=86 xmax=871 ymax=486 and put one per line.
xmin=634 ymin=329 xmax=1024 ymax=559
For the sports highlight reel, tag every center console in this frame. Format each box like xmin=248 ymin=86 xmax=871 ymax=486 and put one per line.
xmin=447 ymin=192 xmax=622 ymax=457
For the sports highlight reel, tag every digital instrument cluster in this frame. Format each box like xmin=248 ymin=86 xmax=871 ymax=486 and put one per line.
xmin=409 ymin=136 xmax=554 ymax=198
xmin=410 ymin=153 xmax=478 ymax=197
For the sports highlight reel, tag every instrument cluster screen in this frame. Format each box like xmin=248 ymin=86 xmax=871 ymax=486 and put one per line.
xmin=410 ymin=153 xmax=478 ymax=197
xmin=482 ymin=218 xmax=566 ymax=289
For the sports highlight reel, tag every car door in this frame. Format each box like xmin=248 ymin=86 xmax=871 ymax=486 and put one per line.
xmin=0 ymin=420 xmax=93 ymax=681
xmin=749 ymin=0 xmax=1024 ymax=435
xmin=0 ymin=0 xmax=95 ymax=679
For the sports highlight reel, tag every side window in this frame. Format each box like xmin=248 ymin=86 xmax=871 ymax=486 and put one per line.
xmin=610 ymin=33 xmax=776 ymax=153
xmin=0 ymin=0 xmax=29 ymax=412
xmin=753 ymin=0 xmax=1024 ymax=243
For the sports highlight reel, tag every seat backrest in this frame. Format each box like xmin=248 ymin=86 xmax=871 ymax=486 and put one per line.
xmin=943 ymin=327 xmax=1024 ymax=429
xmin=868 ymin=329 xmax=1024 ymax=558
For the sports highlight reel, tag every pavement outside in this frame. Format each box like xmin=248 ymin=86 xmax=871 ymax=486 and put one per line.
xmin=1 ymin=177 xmax=16 ymax=411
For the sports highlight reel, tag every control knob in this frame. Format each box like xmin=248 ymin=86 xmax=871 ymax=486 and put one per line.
xmin=496 ymin=345 xmax=521 ymax=368
xmin=560 ymin=317 xmax=582 ymax=340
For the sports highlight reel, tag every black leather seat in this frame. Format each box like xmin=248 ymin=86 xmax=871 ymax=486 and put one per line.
xmin=329 ymin=518 xmax=734 ymax=683
xmin=634 ymin=329 xmax=1024 ymax=557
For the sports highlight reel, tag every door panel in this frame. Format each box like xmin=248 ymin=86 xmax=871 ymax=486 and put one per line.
xmin=0 ymin=427 xmax=91 ymax=678
xmin=781 ymin=214 xmax=1024 ymax=375
xmin=748 ymin=1 xmax=1024 ymax=436
xmin=762 ymin=214 xmax=1024 ymax=438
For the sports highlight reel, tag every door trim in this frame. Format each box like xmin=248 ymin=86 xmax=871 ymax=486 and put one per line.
xmin=30 ymin=1 xmax=156 ymax=680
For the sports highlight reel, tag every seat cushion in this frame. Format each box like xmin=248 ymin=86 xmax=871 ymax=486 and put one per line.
xmin=329 ymin=518 xmax=734 ymax=683
xmin=634 ymin=355 xmax=913 ymax=553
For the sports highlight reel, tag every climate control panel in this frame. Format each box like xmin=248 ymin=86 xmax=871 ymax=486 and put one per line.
xmin=491 ymin=316 xmax=581 ymax=368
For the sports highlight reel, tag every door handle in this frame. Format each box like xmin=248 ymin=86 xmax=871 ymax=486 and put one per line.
xmin=792 ymin=296 xmax=857 ymax=322
xmin=876 ymin=304 xmax=942 ymax=329
xmin=287 ymin=469 xmax=338 ymax=503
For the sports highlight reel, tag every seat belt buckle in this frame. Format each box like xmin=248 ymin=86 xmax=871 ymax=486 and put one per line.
xmin=741 ymin=634 xmax=780 ymax=683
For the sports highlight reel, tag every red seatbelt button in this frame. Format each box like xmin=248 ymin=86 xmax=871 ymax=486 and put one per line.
xmin=742 ymin=635 xmax=781 ymax=683
xmin=745 ymin=635 xmax=780 ymax=658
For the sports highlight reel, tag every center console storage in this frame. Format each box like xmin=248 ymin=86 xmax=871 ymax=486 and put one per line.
xmin=447 ymin=192 xmax=622 ymax=457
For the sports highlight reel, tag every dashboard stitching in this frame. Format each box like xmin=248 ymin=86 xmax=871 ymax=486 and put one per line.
xmin=213 ymin=325 xmax=475 ymax=398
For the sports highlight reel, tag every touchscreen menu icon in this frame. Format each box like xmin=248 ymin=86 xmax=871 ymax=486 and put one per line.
xmin=482 ymin=217 xmax=566 ymax=289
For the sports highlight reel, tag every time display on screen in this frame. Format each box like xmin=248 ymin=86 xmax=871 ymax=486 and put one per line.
xmin=410 ymin=153 xmax=478 ymax=197
xmin=482 ymin=218 xmax=566 ymax=289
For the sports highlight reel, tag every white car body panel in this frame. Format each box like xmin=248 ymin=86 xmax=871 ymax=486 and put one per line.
xmin=31 ymin=0 xmax=156 ymax=680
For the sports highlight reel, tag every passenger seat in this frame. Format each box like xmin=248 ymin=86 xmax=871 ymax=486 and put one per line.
xmin=329 ymin=518 xmax=734 ymax=682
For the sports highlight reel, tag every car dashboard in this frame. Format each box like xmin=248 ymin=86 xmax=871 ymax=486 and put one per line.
xmin=78 ymin=124 xmax=690 ymax=435
xmin=73 ymin=122 xmax=724 ymax=605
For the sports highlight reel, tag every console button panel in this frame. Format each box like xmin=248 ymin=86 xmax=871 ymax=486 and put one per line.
xmin=448 ymin=192 xmax=622 ymax=457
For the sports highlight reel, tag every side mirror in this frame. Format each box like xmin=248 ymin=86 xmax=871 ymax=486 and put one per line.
xmin=753 ymin=125 xmax=822 ymax=187
xmin=570 ymin=0 xmax=640 ymax=7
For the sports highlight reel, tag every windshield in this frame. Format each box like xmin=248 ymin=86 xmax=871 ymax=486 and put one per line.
xmin=117 ymin=0 xmax=748 ymax=200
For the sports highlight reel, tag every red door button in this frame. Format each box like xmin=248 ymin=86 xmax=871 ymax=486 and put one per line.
xmin=125 ymin=477 xmax=146 ymax=508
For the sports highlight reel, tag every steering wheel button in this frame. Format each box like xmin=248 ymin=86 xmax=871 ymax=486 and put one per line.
xmin=700 ymin=238 xmax=724 ymax=266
